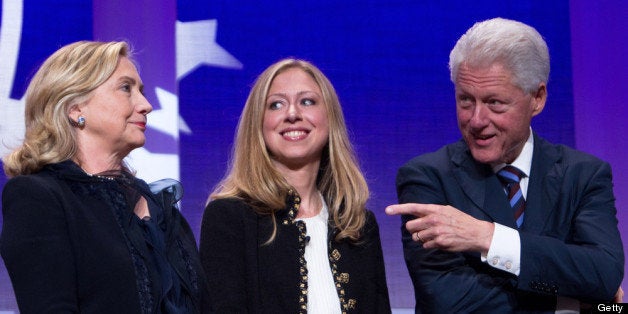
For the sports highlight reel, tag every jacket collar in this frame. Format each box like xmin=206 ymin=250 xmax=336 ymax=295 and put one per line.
xmin=523 ymin=133 xmax=562 ymax=232
xmin=449 ymin=133 xmax=562 ymax=230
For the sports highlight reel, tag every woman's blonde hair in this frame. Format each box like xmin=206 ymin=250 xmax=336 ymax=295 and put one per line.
xmin=3 ymin=41 xmax=131 ymax=177
xmin=211 ymin=58 xmax=369 ymax=242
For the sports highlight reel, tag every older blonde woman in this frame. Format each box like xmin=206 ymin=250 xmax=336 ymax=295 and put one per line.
xmin=200 ymin=58 xmax=390 ymax=313
xmin=1 ymin=41 xmax=207 ymax=313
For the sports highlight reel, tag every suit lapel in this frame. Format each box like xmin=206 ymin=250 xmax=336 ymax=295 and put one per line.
xmin=520 ymin=134 xmax=562 ymax=233
xmin=451 ymin=143 xmax=517 ymax=228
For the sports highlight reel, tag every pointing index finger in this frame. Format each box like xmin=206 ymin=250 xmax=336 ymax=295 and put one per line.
xmin=385 ymin=203 xmax=437 ymax=216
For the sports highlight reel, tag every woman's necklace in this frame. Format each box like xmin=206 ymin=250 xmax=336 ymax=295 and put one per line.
xmin=86 ymin=172 xmax=116 ymax=181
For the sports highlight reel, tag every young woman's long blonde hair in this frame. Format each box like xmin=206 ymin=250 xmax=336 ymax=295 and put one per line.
xmin=211 ymin=58 xmax=369 ymax=242
xmin=3 ymin=41 xmax=131 ymax=177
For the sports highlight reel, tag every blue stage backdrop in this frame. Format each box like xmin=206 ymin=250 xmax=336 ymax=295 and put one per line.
xmin=0 ymin=0 xmax=625 ymax=311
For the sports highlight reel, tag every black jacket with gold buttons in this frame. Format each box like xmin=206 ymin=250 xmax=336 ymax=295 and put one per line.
xmin=199 ymin=193 xmax=391 ymax=314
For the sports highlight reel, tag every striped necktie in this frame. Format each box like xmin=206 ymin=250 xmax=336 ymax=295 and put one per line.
xmin=497 ymin=165 xmax=526 ymax=228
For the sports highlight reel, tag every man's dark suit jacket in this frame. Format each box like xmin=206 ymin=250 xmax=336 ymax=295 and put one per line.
xmin=397 ymin=133 xmax=624 ymax=313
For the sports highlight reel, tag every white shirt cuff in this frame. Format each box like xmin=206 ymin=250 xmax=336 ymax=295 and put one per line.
xmin=481 ymin=223 xmax=521 ymax=275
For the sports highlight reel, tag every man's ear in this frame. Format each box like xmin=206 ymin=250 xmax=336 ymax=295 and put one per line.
xmin=531 ymin=83 xmax=547 ymax=117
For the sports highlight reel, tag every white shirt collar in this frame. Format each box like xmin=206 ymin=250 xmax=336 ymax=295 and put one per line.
xmin=493 ymin=128 xmax=534 ymax=177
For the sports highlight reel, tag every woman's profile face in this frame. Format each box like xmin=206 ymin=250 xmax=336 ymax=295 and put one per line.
xmin=262 ymin=67 xmax=329 ymax=169
xmin=77 ymin=57 xmax=153 ymax=157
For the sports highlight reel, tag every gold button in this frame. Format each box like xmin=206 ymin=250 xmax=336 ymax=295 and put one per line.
xmin=338 ymin=272 xmax=350 ymax=283
xmin=332 ymin=249 xmax=341 ymax=261
xmin=348 ymin=299 xmax=357 ymax=309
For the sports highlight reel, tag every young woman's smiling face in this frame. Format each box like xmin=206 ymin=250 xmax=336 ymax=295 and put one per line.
xmin=262 ymin=67 xmax=329 ymax=169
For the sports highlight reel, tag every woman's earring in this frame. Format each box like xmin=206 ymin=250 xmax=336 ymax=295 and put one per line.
xmin=77 ymin=116 xmax=85 ymax=127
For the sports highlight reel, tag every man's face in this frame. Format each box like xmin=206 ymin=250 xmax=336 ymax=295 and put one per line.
xmin=455 ymin=62 xmax=546 ymax=166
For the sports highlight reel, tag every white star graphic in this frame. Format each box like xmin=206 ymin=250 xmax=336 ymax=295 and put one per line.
xmin=176 ymin=19 xmax=243 ymax=79
xmin=146 ymin=87 xmax=191 ymax=138
xmin=0 ymin=0 xmax=25 ymax=158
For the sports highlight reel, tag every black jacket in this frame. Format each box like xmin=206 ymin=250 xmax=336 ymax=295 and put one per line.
xmin=1 ymin=160 xmax=208 ymax=313
xmin=199 ymin=193 xmax=391 ymax=313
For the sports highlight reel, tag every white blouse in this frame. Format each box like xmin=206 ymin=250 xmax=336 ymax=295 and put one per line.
xmin=297 ymin=197 xmax=342 ymax=313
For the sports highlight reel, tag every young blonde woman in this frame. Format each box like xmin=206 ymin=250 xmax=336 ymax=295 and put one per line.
xmin=200 ymin=58 xmax=391 ymax=313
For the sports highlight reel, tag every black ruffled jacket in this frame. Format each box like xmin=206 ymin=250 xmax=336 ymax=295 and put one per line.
xmin=1 ymin=160 xmax=208 ymax=313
